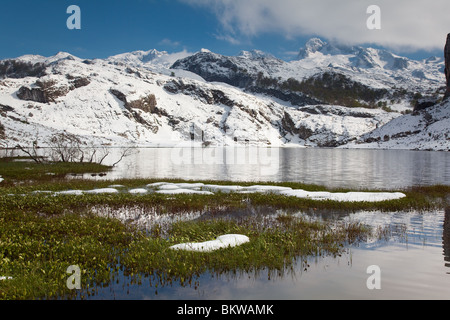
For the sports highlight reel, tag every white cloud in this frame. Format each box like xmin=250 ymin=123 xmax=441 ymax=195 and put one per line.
xmin=160 ymin=49 xmax=193 ymax=65
xmin=158 ymin=38 xmax=181 ymax=47
xmin=181 ymin=0 xmax=450 ymax=52
xmin=214 ymin=33 xmax=242 ymax=45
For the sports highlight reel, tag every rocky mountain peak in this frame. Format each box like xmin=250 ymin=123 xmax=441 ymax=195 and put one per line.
xmin=107 ymin=49 xmax=167 ymax=65
xmin=297 ymin=38 xmax=361 ymax=59
xmin=296 ymin=38 xmax=409 ymax=70
xmin=297 ymin=38 xmax=326 ymax=59
xmin=237 ymin=50 xmax=276 ymax=60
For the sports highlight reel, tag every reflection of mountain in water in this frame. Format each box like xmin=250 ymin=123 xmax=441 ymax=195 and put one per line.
xmin=443 ymin=207 xmax=450 ymax=271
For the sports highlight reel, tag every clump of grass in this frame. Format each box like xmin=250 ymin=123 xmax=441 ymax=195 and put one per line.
xmin=0 ymin=157 xmax=110 ymax=184
xmin=0 ymin=208 xmax=138 ymax=299
xmin=120 ymin=214 xmax=371 ymax=288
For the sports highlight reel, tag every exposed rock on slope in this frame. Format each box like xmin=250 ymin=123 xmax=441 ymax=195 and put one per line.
xmin=0 ymin=60 xmax=46 ymax=79
xmin=346 ymin=100 xmax=450 ymax=151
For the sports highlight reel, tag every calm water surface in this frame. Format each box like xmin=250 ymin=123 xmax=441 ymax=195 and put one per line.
xmin=86 ymin=148 xmax=450 ymax=300
xmin=88 ymin=208 xmax=450 ymax=300
xmin=101 ymin=147 xmax=450 ymax=189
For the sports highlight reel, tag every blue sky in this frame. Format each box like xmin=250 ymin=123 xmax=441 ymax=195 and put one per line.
xmin=0 ymin=0 xmax=447 ymax=61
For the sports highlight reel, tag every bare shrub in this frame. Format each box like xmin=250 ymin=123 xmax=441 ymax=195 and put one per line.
xmin=16 ymin=132 xmax=132 ymax=166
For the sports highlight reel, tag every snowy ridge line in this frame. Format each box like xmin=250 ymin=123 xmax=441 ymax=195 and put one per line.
xmin=1 ymin=37 xmax=448 ymax=151
xmin=21 ymin=182 xmax=406 ymax=202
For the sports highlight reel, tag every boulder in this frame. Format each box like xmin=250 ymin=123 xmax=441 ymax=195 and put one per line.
xmin=17 ymin=79 xmax=70 ymax=103
xmin=16 ymin=86 xmax=47 ymax=103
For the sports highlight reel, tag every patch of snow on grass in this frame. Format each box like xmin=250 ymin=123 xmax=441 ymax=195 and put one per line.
xmin=84 ymin=188 xmax=119 ymax=194
xmin=35 ymin=182 xmax=406 ymax=202
xmin=279 ymin=190 xmax=406 ymax=202
xmin=152 ymin=182 xmax=405 ymax=202
xmin=156 ymin=188 xmax=214 ymax=195
xmin=170 ymin=234 xmax=250 ymax=252
xmin=128 ymin=188 xmax=148 ymax=194
xmin=54 ymin=190 xmax=84 ymax=196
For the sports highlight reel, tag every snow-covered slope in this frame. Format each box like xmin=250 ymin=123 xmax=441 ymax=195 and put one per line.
xmin=106 ymin=49 xmax=203 ymax=80
xmin=0 ymin=51 xmax=398 ymax=149
xmin=344 ymin=99 xmax=450 ymax=151
xmin=293 ymin=38 xmax=445 ymax=95
xmin=0 ymin=38 xmax=448 ymax=151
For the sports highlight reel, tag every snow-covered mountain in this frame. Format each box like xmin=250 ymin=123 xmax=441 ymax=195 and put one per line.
xmin=0 ymin=38 xmax=448 ymax=151
xmin=105 ymin=49 xmax=203 ymax=80
xmin=344 ymin=99 xmax=450 ymax=151
xmin=174 ymin=40 xmax=445 ymax=110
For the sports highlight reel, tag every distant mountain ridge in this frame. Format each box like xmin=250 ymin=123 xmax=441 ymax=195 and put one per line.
xmin=0 ymin=37 xmax=448 ymax=151
xmin=297 ymin=38 xmax=410 ymax=71
xmin=171 ymin=38 xmax=445 ymax=109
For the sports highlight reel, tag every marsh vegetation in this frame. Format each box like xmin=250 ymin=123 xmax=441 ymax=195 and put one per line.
xmin=0 ymin=158 xmax=448 ymax=299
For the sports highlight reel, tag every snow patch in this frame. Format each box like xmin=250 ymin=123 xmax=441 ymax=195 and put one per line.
xmin=151 ymin=182 xmax=406 ymax=202
xmin=170 ymin=234 xmax=250 ymax=252
xmin=54 ymin=188 xmax=119 ymax=195
xmin=54 ymin=190 xmax=84 ymax=196
xmin=128 ymin=188 xmax=148 ymax=194
xmin=29 ymin=182 xmax=406 ymax=202
xmin=279 ymin=190 xmax=406 ymax=202
xmin=156 ymin=188 xmax=214 ymax=195
xmin=201 ymin=185 xmax=246 ymax=193
xmin=84 ymin=188 xmax=119 ymax=194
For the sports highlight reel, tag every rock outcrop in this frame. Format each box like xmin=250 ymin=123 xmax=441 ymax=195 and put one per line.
xmin=445 ymin=33 xmax=450 ymax=100
xmin=16 ymin=86 xmax=48 ymax=103
xmin=109 ymin=89 xmax=160 ymax=133
xmin=16 ymin=77 xmax=90 ymax=104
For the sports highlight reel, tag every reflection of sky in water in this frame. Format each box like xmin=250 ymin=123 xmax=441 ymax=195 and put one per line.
xmin=93 ymin=148 xmax=450 ymax=190
xmin=70 ymin=148 xmax=450 ymax=299
xmin=85 ymin=208 xmax=450 ymax=300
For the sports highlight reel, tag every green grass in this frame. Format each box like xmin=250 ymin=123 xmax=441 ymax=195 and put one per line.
xmin=0 ymin=158 xmax=448 ymax=299
xmin=122 ymin=216 xmax=371 ymax=287
xmin=0 ymin=204 xmax=371 ymax=299
xmin=0 ymin=209 xmax=134 ymax=299
xmin=0 ymin=157 xmax=110 ymax=184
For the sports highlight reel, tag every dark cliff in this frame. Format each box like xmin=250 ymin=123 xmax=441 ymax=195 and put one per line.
xmin=445 ymin=33 xmax=450 ymax=99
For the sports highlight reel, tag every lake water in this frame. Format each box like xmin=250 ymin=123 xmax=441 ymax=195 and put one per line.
xmin=84 ymin=147 xmax=450 ymax=300
xmin=100 ymin=147 xmax=450 ymax=189
xmin=90 ymin=209 xmax=450 ymax=300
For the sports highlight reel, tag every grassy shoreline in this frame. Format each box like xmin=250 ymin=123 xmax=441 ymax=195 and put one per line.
xmin=0 ymin=159 xmax=448 ymax=299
